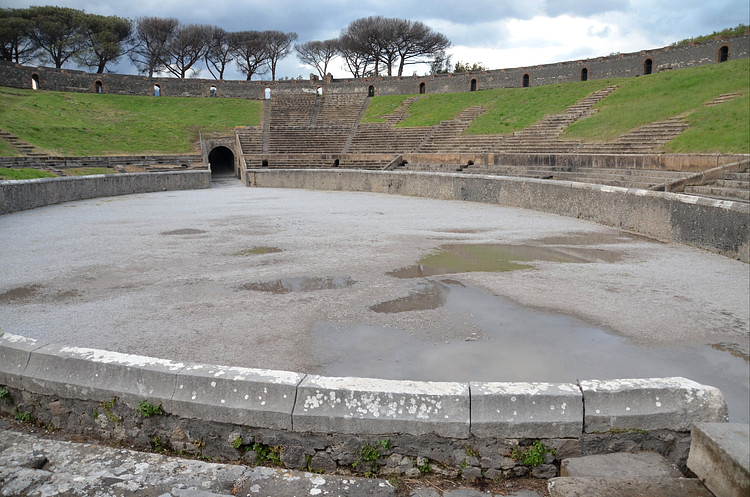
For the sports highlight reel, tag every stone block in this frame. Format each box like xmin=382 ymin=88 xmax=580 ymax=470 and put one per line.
xmin=687 ymin=422 xmax=749 ymax=497
xmin=293 ymin=375 xmax=470 ymax=438
xmin=0 ymin=333 xmax=42 ymax=389
xmin=22 ymin=344 xmax=184 ymax=410
xmin=171 ymin=363 xmax=303 ymax=430
xmin=560 ymin=452 xmax=681 ymax=478
xmin=470 ymin=382 xmax=583 ymax=438
xmin=548 ymin=477 xmax=714 ymax=497
xmin=580 ymin=377 xmax=728 ymax=433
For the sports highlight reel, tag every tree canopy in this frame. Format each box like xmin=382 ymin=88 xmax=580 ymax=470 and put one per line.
xmin=1 ymin=6 xmax=453 ymax=80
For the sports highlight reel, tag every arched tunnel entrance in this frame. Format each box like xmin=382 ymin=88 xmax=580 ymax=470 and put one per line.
xmin=208 ymin=146 xmax=235 ymax=177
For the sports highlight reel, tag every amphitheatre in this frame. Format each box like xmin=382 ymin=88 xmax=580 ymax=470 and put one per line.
xmin=0 ymin=31 xmax=748 ymax=495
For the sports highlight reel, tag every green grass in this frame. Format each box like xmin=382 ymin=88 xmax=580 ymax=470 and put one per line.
xmin=0 ymin=140 xmax=16 ymax=156
xmin=0 ymin=168 xmax=57 ymax=180
xmin=672 ymin=24 xmax=748 ymax=46
xmin=0 ymin=86 xmax=263 ymax=155
xmin=397 ymin=82 xmax=612 ymax=132
xmin=362 ymin=95 xmax=414 ymax=123
xmin=564 ymin=58 xmax=749 ymax=152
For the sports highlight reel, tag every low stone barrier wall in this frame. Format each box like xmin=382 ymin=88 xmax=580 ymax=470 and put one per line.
xmin=246 ymin=169 xmax=750 ymax=262
xmin=0 ymin=332 xmax=728 ymax=478
xmin=0 ymin=171 xmax=211 ymax=215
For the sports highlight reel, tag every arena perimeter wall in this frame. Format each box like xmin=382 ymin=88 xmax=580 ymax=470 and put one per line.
xmin=0 ymin=331 xmax=728 ymax=476
xmin=247 ymin=168 xmax=750 ymax=263
xmin=0 ymin=35 xmax=747 ymax=98
xmin=0 ymin=170 xmax=210 ymax=215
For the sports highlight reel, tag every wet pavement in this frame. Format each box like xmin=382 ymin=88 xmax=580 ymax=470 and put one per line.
xmin=0 ymin=177 xmax=748 ymax=421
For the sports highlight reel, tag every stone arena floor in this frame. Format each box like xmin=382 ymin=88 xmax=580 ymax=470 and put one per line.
xmin=0 ymin=177 xmax=748 ymax=422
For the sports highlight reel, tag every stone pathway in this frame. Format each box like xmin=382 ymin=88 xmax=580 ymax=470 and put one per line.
xmin=0 ymin=426 xmax=546 ymax=497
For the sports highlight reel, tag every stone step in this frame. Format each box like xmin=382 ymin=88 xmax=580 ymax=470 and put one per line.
xmin=684 ymin=185 xmax=750 ymax=200
xmin=548 ymin=477 xmax=714 ymax=497
xmin=687 ymin=423 xmax=750 ymax=497
xmin=549 ymin=452 xmax=712 ymax=497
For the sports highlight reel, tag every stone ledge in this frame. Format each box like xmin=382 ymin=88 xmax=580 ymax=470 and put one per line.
xmin=687 ymin=422 xmax=750 ymax=497
xmin=172 ymin=363 xmax=303 ymax=430
xmin=470 ymin=382 xmax=583 ymax=438
xmin=0 ymin=333 xmax=729 ymax=441
xmin=21 ymin=343 xmax=185 ymax=410
xmin=580 ymin=377 xmax=728 ymax=433
xmin=293 ymin=375 xmax=471 ymax=438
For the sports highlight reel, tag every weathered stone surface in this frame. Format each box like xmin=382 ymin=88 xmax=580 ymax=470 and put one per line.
xmin=0 ymin=333 xmax=42 ymax=389
xmin=171 ymin=362 xmax=303 ymax=430
xmin=293 ymin=375 xmax=470 ymax=438
xmin=548 ymin=477 xmax=713 ymax=497
xmin=687 ymin=422 xmax=750 ymax=497
xmin=560 ymin=451 xmax=681 ymax=478
xmin=580 ymin=377 xmax=728 ymax=432
xmin=470 ymin=382 xmax=582 ymax=438
xmin=22 ymin=344 xmax=184 ymax=410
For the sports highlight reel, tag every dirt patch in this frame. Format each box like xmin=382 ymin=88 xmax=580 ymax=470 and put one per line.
xmin=160 ymin=228 xmax=207 ymax=235
xmin=241 ymin=276 xmax=356 ymax=294
xmin=0 ymin=284 xmax=43 ymax=303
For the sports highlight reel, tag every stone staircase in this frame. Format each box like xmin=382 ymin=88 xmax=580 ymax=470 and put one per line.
xmin=236 ymin=127 xmax=263 ymax=154
xmin=492 ymin=86 xmax=619 ymax=153
xmin=0 ymin=130 xmax=49 ymax=157
xmin=415 ymin=106 xmax=499 ymax=153
xmin=549 ymin=452 xmax=713 ymax=497
xmin=574 ymin=117 xmax=690 ymax=154
xmin=684 ymin=162 xmax=750 ymax=202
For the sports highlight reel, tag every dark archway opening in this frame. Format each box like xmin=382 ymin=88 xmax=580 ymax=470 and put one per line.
xmin=208 ymin=146 xmax=235 ymax=176
xmin=470 ymin=79 xmax=477 ymax=91
xmin=522 ymin=73 xmax=530 ymax=88
xmin=95 ymin=80 xmax=103 ymax=93
xmin=580 ymin=68 xmax=588 ymax=81
xmin=368 ymin=85 xmax=375 ymax=97
xmin=719 ymin=45 xmax=729 ymax=63
xmin=31 ymin=74 xmax=39 ymax=90
xmin=644 ymin=58 xmax=653 ymax=75
xmin=419 ymin=82 xmax=426 ymax=94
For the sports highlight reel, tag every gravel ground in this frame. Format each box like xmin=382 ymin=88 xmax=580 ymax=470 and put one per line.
xmin=1 ymin=178 xmax=747 ymax=421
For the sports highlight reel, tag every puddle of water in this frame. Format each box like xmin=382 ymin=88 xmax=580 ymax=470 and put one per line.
xmin=370 ymin=281 xmax=448 ymax=313
xmin=0 ymin=284 xmax=43 ymax=303
xmin=161 ymin=228 xmax=207 ymax=235
xmin=311 ymin=282 xmax=749 ymax=423
xmin=388 ymin=243 xmax=623 ymax=278
xmin=235 ymin=246 xmax=282 ymax=256
xmin=241 ymin=276 xmax=356 ymax=294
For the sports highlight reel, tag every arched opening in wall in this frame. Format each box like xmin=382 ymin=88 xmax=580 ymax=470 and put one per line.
xmin=210 ymin=86 xmax=217 ymax=97
xmin=522 ymin=73 xmax=530 ymax=88
xmin=419 ymin=82 xmax=426 ymax=94
xmin=470 ymin=79 xmax=477 ymax=91
xmin=580 ymin=68 xmax=588 ymax=81
xmin=95 ymin=80 xmax=103 ymax=93
xmin=718 ymin=45 xmax=729 ymax=62
xmin=261 ymin=159 xmax=269 ymax=167
xmin=154 ymin=84 xmax=161 ymax=97
xmin=31 ymin=74 xmax=39 ymax=90
xmin=208 ymin=146 xmax=235 ymax=176
xmin=643 ymin=58 xmax=653 ymax=75
xmin=316 ymin=86 xmax=323 ymax=96
xmin=368 ymin=85 xmax=375 ymax=97
xmin=332 ymin=159 xmax=339 ymax=167
xmin=264 ymin=87 xmax=271 ymax=99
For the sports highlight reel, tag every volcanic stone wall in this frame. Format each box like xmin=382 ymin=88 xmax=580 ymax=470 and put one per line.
xmin=0 ymin=35 xmax=747 ymax=98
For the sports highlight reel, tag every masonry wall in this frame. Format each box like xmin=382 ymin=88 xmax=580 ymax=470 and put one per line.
xmin=0 ymin=170 xmax=211 ymax=215
xmin=1 ymin=35 xmax=747 ymax=98
xmin=0 ymin=332 xmax=729 ymax=479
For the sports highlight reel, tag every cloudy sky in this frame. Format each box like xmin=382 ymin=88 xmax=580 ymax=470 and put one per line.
xmin=5 ymin=0 xmax=749 ymax=80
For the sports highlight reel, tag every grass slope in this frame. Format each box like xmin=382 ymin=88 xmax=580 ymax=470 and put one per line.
xmin=564 ymin=58 xmax=749 ymax=153
xmin=0 ymin=87 xmax=263 ymax=155
xmin=0 ymin=168 xmax=57 ymax=180
xmin=364 ymin=58 xmax=748 ymax=153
